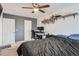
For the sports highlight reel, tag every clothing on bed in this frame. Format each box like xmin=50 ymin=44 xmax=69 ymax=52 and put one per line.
xmin=17 ymin=35 xmax=79 ymax=56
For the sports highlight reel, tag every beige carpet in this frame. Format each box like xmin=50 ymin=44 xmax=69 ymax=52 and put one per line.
xmin=0 ymin=47 xmax=18 ymax=56
xmin=0 ymin=41 xmax=24 ymax=56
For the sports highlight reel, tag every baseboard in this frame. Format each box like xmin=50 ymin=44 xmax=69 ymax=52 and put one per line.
xmin=0 ymin=45 xmax=11 ymax=50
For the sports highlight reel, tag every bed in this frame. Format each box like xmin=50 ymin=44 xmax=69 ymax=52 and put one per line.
xmin=17 ymin=34 xmax=79 ymax=56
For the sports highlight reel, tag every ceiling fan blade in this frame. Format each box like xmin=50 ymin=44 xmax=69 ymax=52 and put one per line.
xmin=22 ymin=7 xmax=33 ymax=9
xmin=39 ymin=5 xmax=49 ymax=8
xmin=39 ymin=9 xmax=45 ymax=13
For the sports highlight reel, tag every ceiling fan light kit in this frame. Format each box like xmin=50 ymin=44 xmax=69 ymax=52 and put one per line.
xmin=34 ymin=8 xmax=39 ymax=12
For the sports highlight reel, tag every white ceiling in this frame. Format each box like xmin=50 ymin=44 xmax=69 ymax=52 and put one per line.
xmin=1 ymin=3 xmax=79 ymax=19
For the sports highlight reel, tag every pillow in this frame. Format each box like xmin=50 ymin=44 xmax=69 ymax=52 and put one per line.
xmin=68 ymin=34 xmax=79 ymax=40
xmin=56 ymin=35 xmax=68 ymax=39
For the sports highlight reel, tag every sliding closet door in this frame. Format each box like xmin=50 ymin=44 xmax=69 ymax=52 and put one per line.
xmin=0 ymin=16 xmax=2 ymax=46
xmin=3 ymin=18 xmax=15 ymax=45
xmin=24 ymin=20 xmax=32 ymax=41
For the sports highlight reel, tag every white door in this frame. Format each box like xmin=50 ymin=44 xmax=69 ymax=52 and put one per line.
xmin=0 ymin=16 xmax=2 ymax=46
xmin=3 ymin=18 xmax=15 ymax=45
xmin=24 ymin=20 xmax=32 ymax=41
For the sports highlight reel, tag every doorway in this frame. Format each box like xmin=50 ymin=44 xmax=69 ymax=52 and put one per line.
xmin=24 ymin=20 xmax=32 ymax=41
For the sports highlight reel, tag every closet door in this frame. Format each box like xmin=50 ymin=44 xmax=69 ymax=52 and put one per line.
xmin=3 ymin=18 xmax=15 ymax=45
xmin=0 ymin=16 xmax=2 ymax=46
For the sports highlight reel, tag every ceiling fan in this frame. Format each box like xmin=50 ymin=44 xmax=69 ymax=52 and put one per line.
xmin=22 ymin=3 xmax=50 ymax=13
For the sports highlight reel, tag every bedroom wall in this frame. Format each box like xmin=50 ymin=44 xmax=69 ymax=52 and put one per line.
xmin=37 ymin=4 xmax=79 ymax=35
xmin=3 ymin=13 xmax=37 ymax=42
xmin=37 ymin=15 xmax=79 ymax=35
xmin=15 ymin=17 xmax=24 ymax=42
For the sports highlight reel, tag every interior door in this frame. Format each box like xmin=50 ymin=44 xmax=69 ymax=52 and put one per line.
xmin=3 ymin=18 xmax=15 ymax=45
xmin=24 ymin=20 xmax=32 ymax=41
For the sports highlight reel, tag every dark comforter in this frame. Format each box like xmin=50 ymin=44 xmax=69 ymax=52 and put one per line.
xmin=17 ymin=35 xmax=79 ymax=56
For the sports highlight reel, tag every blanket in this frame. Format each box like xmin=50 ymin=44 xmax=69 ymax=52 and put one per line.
xmin=17 ymin=35 xmax=79 ymax=56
